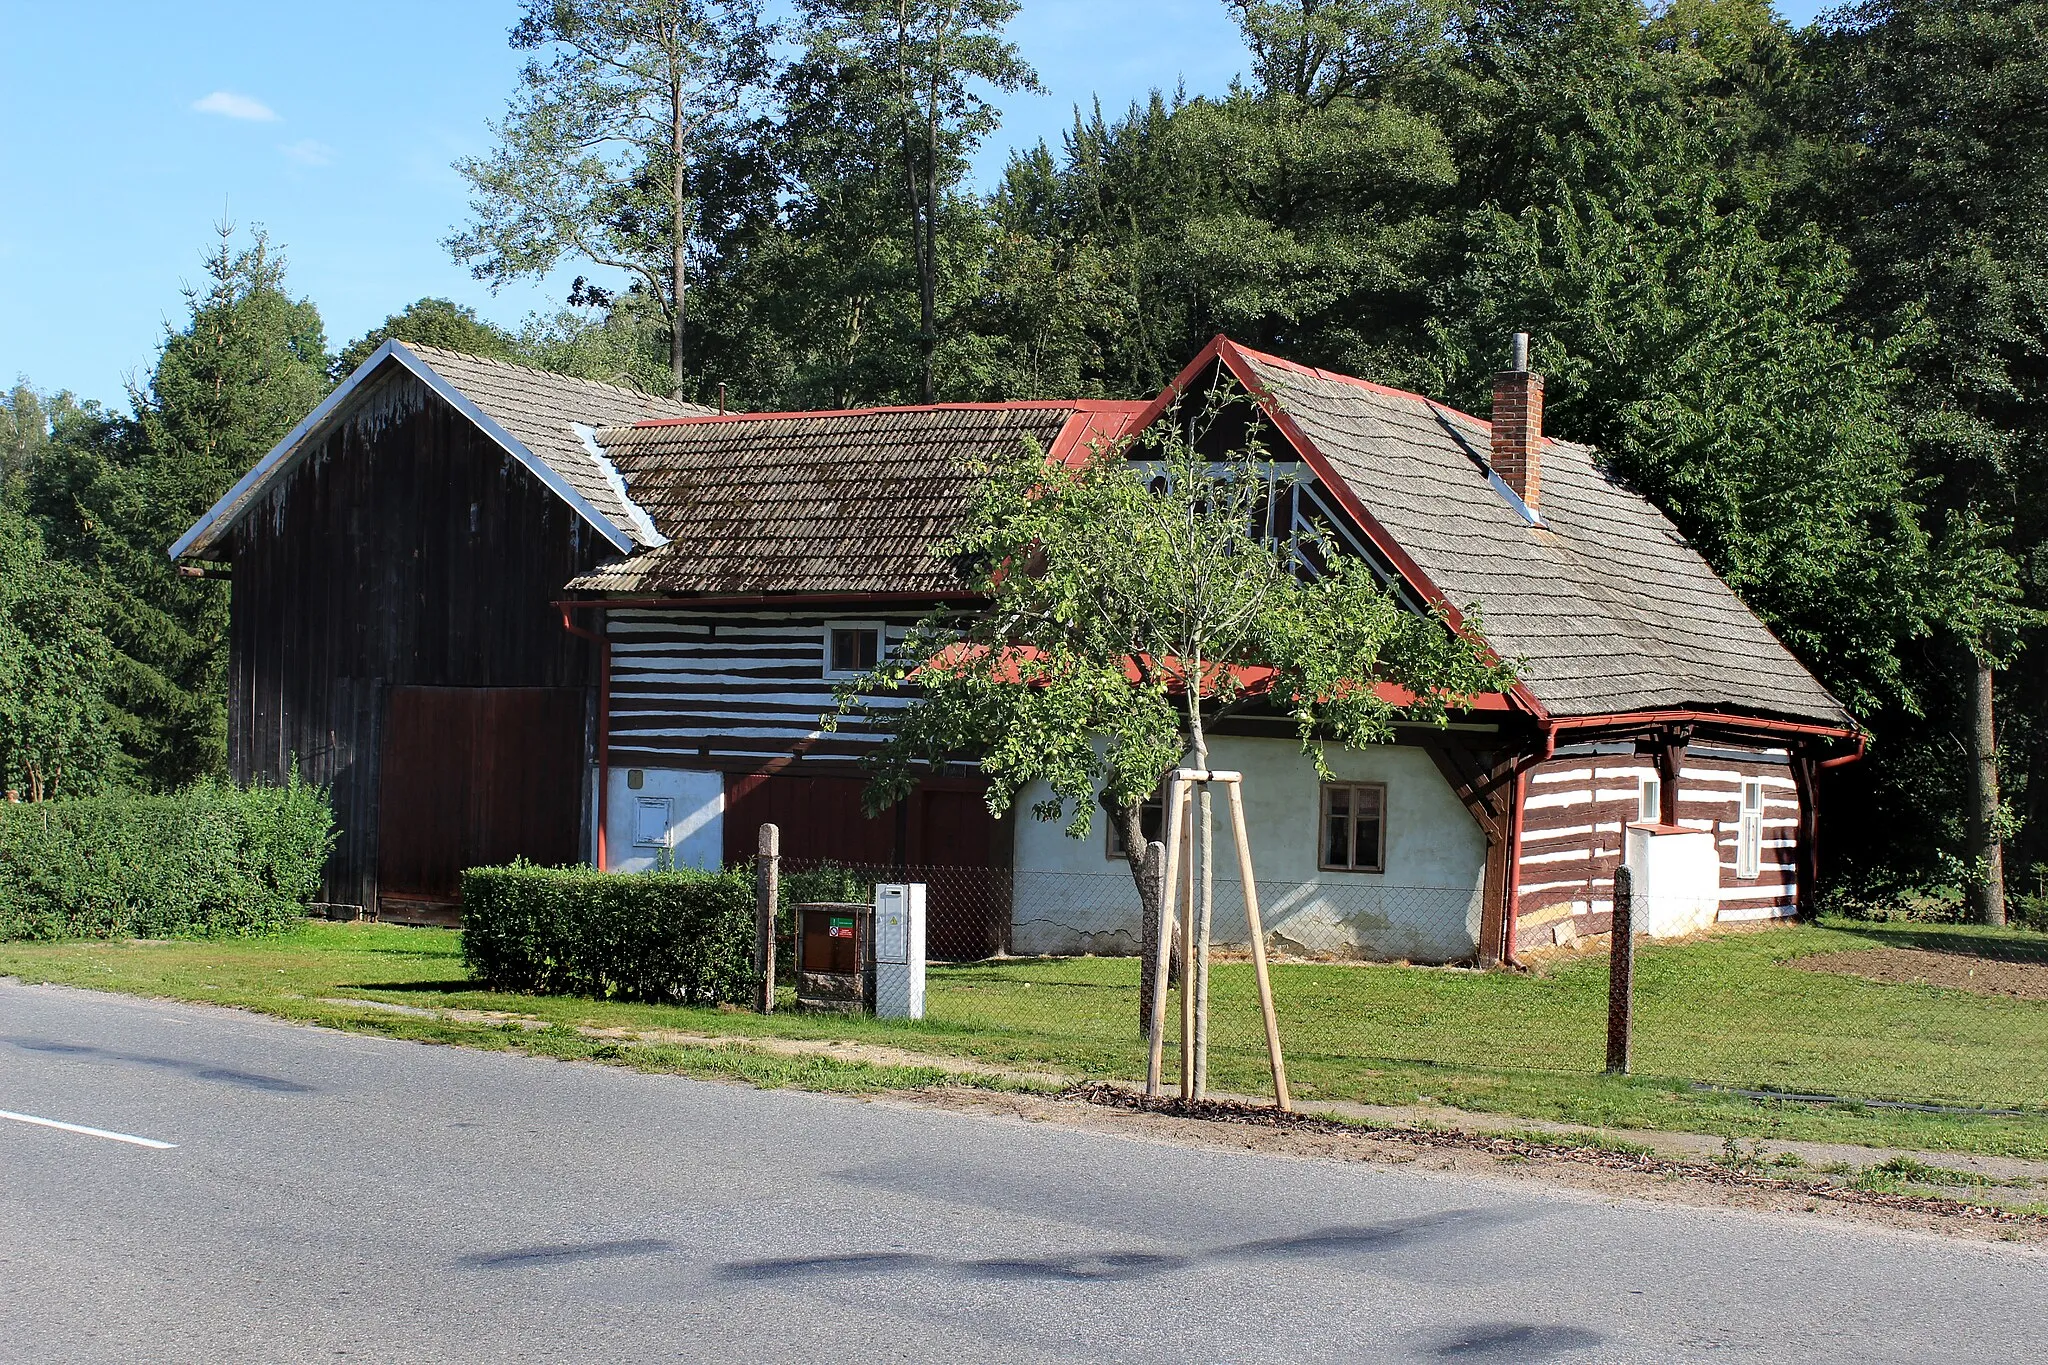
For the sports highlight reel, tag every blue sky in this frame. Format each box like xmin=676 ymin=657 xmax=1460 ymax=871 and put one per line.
xmin=2 ymin=1 xmax=1830 ymax=403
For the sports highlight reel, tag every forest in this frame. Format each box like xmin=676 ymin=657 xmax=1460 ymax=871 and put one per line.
xmin=1 ymin=0 xmax=2041 ymax=923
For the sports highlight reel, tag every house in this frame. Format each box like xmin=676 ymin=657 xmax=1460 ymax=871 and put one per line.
xmin=174 ymin=336 xmax=1860 ymax=959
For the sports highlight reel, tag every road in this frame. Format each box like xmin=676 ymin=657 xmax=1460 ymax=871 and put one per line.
xmin=1 ymin=980 xmax=2041 ymax=1364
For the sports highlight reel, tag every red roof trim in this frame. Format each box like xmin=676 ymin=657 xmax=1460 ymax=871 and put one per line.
xmin=1209 ymin=338 xmax=1553 ymax=725
xmin=1547 ymin=708 xmax=1859 ymax=744
xmin=1046 ymin=404 xmax=1148 ymax=468
xmin=628 ymin=398 xmax=1148 ymax=430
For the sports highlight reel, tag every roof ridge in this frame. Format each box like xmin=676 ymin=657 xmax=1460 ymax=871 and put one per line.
xmin=1227 ymin=340 xmax=1497 ymax=434
xmin=626 ymin=398 xmax=1145 ymax=430
xmin=400 ymin=342 xmax=710 ymax=415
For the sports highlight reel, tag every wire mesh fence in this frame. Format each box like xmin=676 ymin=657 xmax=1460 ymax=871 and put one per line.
xmin=761 ymin=852 xmax=2048 ymax=1113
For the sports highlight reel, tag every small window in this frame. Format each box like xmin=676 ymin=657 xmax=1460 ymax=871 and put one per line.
xmin=1737 ymin=779 xmax=1764 ymax=879
xmin=1320 ymin=783 xmax=1386 ymax=873
xmin=1105 ymin=789 xmax=1167 ymax=859
xmin=1638 ymin=776 xmax=1661 ymax=824
xmin=825 ymin=623 xmax=882 ymax=678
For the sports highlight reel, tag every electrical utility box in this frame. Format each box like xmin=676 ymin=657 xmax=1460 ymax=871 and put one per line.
xmin=793 ymin=902 xmax=872 ymax=1013
xmin=872 ymin=884 xmax=927 ymax=1020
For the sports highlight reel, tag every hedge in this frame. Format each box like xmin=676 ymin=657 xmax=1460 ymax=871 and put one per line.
xmin=460 ymin=862 xmax=758 ymax=1004
xmin=0 ymin=776 xmax=334 ymax=941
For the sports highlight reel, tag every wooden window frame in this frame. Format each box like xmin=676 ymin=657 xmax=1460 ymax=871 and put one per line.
xmin=1736 ymin=779 xmax=1764 ymax=880
xmin=1319 ymin=781 xmax=1388 ymax=874
xmin=1638 ymin=775 xmax=1661 ymax=824
xmin=824 ymin=621 xmax=885 ymax=680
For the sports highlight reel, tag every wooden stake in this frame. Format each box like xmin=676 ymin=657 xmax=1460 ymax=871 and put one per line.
xmin=1178 ymin=785 xmax=1197 ymax=1098
xmin=1194 ymin=782 xmax=1215 ymax=1100
xmin=1226 ymin=781 xmax=1290 ymax=1110
xmin=1145 ymin=779 xmax=1187 ymax=1097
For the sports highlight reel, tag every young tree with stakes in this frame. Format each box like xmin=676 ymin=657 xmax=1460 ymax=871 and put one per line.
xmin=449 ymin=0 xmax=776 ymax=400
xmin=831 ymin=390 xmax=1510 ymax=1099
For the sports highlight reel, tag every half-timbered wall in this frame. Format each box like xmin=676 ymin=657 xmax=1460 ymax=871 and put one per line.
xmin=1515 ymin=742 xmax=1801 ymax=950
xmin=227 ymin=368 xmax=602 ymax=910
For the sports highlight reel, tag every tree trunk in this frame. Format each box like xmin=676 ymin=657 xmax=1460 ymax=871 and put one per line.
xmin=670 ymin=81 xmax=689 ymax=402
xmin=1966 ymin=655 xmax=2007 ymax=927
xmin=917 ymin=18 xmax=942 ymax=405
xmin=1186 ymin=648 xmax=1212 ymax=1098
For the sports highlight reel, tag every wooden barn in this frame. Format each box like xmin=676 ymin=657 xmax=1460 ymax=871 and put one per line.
xmin=169 ymin=341 xmax=707 ymax=920
xmin=176 ymin=335 xmax=1860 ymax=960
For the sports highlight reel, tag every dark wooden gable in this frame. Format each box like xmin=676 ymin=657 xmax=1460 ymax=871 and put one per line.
xmin=227 ymin=364 xmax=601 ymax=912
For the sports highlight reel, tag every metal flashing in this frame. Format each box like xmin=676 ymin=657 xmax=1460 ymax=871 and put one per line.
xmin=574 ymin=423 xmax=668 ymax=549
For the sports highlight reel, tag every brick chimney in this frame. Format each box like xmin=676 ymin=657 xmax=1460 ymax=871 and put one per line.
xmin=1491 ymin=332 xmax=1544 ymax=514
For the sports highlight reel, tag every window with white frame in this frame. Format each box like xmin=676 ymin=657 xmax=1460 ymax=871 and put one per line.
xmin=1320 ymin=782 xmax=1387 ymax=872
xmin=1638 ymin=775 xmax=1662 ymax=823
xmin=1105 ymin=788 xmax=1167 ymax=859
xmin=824 ymin=622 xmax=883 ymax=678
xmin=1737 ymin=779 xmax=1764 ymax=879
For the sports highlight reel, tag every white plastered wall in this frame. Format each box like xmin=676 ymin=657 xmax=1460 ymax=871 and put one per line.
xmin=1623 ymin=824 xmax=1722 ymax=937
xmin=1010 ymin=735 xmax=1488 ymax=962
xmin=603 ymin=766 xmax=724 ymax=873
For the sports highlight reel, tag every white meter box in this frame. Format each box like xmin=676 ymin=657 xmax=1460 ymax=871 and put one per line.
xmin=872 ymin=883 xmax=926 ymax=1020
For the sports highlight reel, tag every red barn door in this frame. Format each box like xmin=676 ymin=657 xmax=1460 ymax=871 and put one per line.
xmin=377 ymin=686 xmax=585 ymax=921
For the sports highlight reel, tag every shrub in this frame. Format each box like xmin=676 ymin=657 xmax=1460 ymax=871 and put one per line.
xmin=461 ymin=862 xmax=758 ymax=1004
xmin=0 ymin=775 xmax=334 ymax=941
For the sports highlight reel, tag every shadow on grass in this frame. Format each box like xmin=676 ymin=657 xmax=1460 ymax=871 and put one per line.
xmin=1830 ymin=923 xmax=2048 ymax=965
xmin=348 ymin=980 xmax=492 ymax=995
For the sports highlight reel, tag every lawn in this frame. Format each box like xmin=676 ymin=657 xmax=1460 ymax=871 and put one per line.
xmin=5 ymin=917 xmax=2046 ymax=1158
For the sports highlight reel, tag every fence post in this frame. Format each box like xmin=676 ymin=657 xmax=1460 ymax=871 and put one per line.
xmin=1606 ymin=864 xmax=1635 ymax=1075
xmin=1137 ymin=839 xmax=1165 ymax=1037
xmin=756 ymin=823 xmax=779 ymax=1014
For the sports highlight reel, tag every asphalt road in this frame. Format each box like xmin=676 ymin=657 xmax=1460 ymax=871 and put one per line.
xmin=1 ymin=981 xmax=2042 ymax=1364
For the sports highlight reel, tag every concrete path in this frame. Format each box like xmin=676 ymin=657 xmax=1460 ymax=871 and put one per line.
xmin=2 ymin=979 xmax=2041 ymax=1363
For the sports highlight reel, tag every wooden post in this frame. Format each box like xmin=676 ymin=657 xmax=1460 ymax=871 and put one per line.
xmin=1605 ymin=864 xmax=1635 ymax=1074
xmin=1225 ymin=781 xmax=1290 ymax=1110
xmin=1145 ymin=781 xmax=1187 ymax=1097
xmin=755 ymin=823 xmax=779 ymax=1014
xmin=1137 ymin=838 xmax=1166 ymax=1036
xmin=1178 ymin=785 xmax=1197 ymax=1099
xmin=1193 ymin=781 xmax=1215 ymax=1101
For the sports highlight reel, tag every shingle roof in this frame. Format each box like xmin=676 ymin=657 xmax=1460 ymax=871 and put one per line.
xmin=169 ymin=341 xmax=708 ymax=560
xmin=1228 ymin=345 xmax=1850 ymax=727
xmin=400 ymin=344 xmax=709 ymax=549
xmin=566 ymin=403 xmax=1144 ymax=594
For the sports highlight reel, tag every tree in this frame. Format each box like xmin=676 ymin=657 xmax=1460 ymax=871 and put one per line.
xmin=0 ymin=505 xmax=115 ymax=801
xmin=334 ymin=297 xmax=521 ymax=378
xmin=1797 ymin=0 xmax=2048 ymax=922
xmin=1228 ymin=0 xmax=1450 ymax=107
xmin=450 ymin=0 xmax=777 ymax=400
xmin=29 ymin=224 xmax=330 ymax=789
xmin=831 ymin=392 xmax=1511 ymax=1041
xmin=789 ymin=0 xmax=1039 ymax=402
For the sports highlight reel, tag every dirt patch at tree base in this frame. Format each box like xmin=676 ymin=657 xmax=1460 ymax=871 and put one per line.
xmin=1793 ymin=947 xmax=2048 ymax=1001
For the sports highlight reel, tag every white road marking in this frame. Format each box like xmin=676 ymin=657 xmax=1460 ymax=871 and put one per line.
xmin=0 ymin=1109 xmax=177 ymax=1149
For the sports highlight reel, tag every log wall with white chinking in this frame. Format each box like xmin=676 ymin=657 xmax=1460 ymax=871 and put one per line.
xmin=599 ymin=607 xmax=1011 ymax=901
xmin=1514 ymin=742 xmax=1802 ymax=952
xmin=604 ymin=607 xmax=926 ymax=769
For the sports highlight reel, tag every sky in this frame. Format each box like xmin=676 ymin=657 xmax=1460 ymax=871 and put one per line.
xmin=1 ymin=1 xmax=1832 ymax=404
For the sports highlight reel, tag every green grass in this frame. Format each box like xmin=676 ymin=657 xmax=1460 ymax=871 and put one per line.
xmin=5 ymin=916 xmax=2048 ymax=1157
